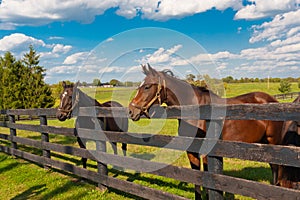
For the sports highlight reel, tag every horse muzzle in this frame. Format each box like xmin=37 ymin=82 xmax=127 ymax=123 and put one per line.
xmin=56 ymin=110 xmax=71 ymax=121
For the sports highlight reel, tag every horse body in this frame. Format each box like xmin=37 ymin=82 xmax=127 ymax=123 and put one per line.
xmin=277 ymin=96 xmax=300 ymax=189
xmin=128 ymin=64 xmax=284 ymax=198
xmin=56 ymin=82 xmax=127 ymax=168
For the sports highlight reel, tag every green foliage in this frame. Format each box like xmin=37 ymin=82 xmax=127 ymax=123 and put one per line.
xmin=278 ymin=80 xmax=292 ymax=94
xmin=109 ymin=79 xmax=120 ymax=86
xmin=0 ymin=46 xmax=55 ymax=109
xmin=92 ymin=78 xmax=101 ymax=86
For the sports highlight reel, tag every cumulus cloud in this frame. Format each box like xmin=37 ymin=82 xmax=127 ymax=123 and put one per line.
xmin=249 ymin=9 xmax=300 ymax=43
xmin=52 ymin=44 xmax=72 ymax=54
xmin=140 ymin=44 xmax=183 ymax=64
xmin=0 ymin=0 xmax=244 ymax=29
xmin=63 ymin=52 xmax=90 ymax=65
xmin=0 ymin=33 xmax=46 ymax=51
xmin=236 ymin=0 xmax=300 ymax=20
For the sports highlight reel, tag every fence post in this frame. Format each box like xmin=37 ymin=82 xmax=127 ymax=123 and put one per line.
xmin=40 ymin=115 xmax=50 ymax=169
xmin=206 ymin=120 xmax=223 ymax=200
xmin=9 ymin=115 xmax=17 ymax=156
xmin=96 ymin=117 xmax=108 ymax=190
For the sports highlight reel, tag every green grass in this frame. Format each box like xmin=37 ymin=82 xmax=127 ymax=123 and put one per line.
xmin=225 ymin=82 xmax=299 ymax=98
xmin=1 ymin=82 xmax=298 ymax=199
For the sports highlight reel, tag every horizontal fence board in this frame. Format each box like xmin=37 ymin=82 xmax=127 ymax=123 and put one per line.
xmin=5 ymin=123 xmax=75 ymax=137
xmin=77 ymin=128 xmax=300 ymax=167
xmin=6 ymin=108 xmax=57 ymax=116
xmin=0 ymin=133 xmax=9 ymax=140
xmin=0 ymin=122 xmax=7 ymax=127
xmin=77 ymin=103 xmax=300 ymax=121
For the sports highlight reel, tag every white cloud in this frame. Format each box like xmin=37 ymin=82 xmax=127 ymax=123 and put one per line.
xmin=63 ymin=52 xmax=89 ymax=65
xmin=0 ymin=0 xmax=118 ymax=29
xmin=48 ymin=65 xmax=78 ymax=74
xmin=141 ymin=44 xmax=183 ymax=64
xmin=52 ymin=44 xmax=72 ymax=54
xmin=235 ymin=0 xmax=300 ymax=20
xmin=0 ymin=33 xmax=45 ymax=51
xmin=98 ymin=66 xmax=125 ymax=73
xmin=48 ymin=36 xmax=64 ymax=40
xmin=249 ymin=9 xmax=300 ymax=43
xmin=0 ymin=0 xmax=244 ymax=29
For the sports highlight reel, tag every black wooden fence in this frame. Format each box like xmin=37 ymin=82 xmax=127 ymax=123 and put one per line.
xmin=0 ymin=103 xmax=300 ymax=199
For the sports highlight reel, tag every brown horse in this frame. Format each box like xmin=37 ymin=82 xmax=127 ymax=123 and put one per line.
xmin=277 ymin=95 xmax=300 ymax=189
xmin=56 ymin=81 xmax=128 ymax=168
xmin=128 ymin=64 xmax=284 ymax=199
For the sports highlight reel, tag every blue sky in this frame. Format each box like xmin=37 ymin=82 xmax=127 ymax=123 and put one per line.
xmin=0 ymin=0 xmax=299 ymax=84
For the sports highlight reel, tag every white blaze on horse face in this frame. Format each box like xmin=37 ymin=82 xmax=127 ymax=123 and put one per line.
xmin=60 ymin=91 xmax=68 ymax=108
xmin=134 ymin=80 xmax=145 ymax=98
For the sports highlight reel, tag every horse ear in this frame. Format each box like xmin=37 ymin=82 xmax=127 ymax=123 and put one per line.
xmin=142 ymin=64 xmax=149 ymax=75
xmin=147 ymin=63 xmax=158 ymax=76
xmin=62 ymin=81 xmax=66 ymax=88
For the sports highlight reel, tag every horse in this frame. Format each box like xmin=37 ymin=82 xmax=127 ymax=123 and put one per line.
xmin=56 ymin=81 xmax=128 ymax=169
xmin=276 ymin=95 xmax=300 ymax=189
xmin=128 ymin=64 xmax=284 ymax=199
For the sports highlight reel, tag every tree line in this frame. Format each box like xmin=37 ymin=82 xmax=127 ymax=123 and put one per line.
xmin=0 ymin=46 xmax=54 ymax=110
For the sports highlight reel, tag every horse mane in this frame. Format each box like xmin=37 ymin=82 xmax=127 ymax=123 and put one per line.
xmin=160 ymin=69 xmax=215 ymax=95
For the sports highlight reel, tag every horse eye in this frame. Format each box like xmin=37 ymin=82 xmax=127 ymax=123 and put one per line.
xmin=144 ymin=85 xmax=151 ymax=90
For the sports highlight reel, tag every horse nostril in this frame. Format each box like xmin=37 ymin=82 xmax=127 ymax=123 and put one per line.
xmin=128 ymin=110 xmax=132 ymax=115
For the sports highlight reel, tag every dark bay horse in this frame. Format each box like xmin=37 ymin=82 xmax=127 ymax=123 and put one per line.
xmin=277 ymin=95 xmax=300 ymax=189
xmin=128 ymin=64 xmax=284 ymax=199
xmin=56 ymin=81 xmax=128 ymax=168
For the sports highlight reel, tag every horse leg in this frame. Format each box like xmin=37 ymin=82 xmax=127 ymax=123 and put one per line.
xmin=265 ymin=121 xmax=284 ymax=184
xmin=111 ymin=142 xmax=118 ymax=155
xmin=77 ymin=137 xmax=87 ymax=169
xmin=121 ymin=143 xmax=127 ymax=156
xmin=187 ymin=151 xmax=202 ymax=200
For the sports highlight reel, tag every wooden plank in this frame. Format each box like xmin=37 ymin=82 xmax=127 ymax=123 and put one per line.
xmin=0 ymin=133 xmax=9 ymax=140
xmin=6 ymin=108 xmax=57 ymax=116
xmin=77 ymin=103 xmax=300 ymax=121
xmin=206 ymin=120 xmax=223 ymax=199
xmin=76 ymin=128 xmax=300 ymax=167
xmin=6 ymin=123 xmax=75 ymax=137
xmin=9 ymin=115 xmax=17 ymax=153
xmin=40 ymin=115 xmax=51 ymax=168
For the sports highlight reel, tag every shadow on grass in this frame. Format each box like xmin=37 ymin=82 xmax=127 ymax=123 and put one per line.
xmin=224 ymin=166 xmax=272 ymax=183
xmin=130 ymin=152 xmax=155 ymax=161
xmin=110 ymin=168 xmax=194 ymax=194
xmin=11 ymin=184 xmax=47 ymax=200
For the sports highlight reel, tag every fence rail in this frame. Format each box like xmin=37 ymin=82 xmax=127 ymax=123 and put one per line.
xmin=274 ymin=92 xmax=300 ymax=100
xmin=0 ymin=103 xmax=300 ymax=199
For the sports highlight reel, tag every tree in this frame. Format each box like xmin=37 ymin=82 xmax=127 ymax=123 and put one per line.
xmin=222 ymin=76 xmax=234 ymax=83
xmin=93 ymin=78 xmax=101 ymax=86
xmin=109 ymin=79 xmax=120 ymax=86
xmin=278 ymin=80 xmax=292 ymax=94
xmin=0 ymin=47 xmax=54 ymax=109
xmin=22 ymin=46 xmax=54 ymax=108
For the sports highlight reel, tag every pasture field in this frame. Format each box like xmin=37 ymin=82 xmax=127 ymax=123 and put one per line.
xmin=0 ymin=82 xmax=299 ymax=199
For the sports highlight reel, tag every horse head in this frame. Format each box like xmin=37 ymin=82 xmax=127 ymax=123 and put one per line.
xmin=56 ymin=81 xmax=79 ymax=121
xmin=128 ymin=64 xmax=167 ymax=121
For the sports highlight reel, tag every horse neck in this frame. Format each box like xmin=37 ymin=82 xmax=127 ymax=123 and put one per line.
xmin=77 ymin=89 xmax=102 ymax=107
xmin=163 ymin=76 xmax=218 ymax=106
